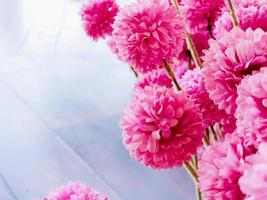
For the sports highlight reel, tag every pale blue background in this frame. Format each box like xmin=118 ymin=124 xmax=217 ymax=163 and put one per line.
xmin=0 ymin=0 xmax=195 ymax=199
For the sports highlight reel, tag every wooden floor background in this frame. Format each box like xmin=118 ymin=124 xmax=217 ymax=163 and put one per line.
xmin=0 ymin=0 xmax=195 ymax=199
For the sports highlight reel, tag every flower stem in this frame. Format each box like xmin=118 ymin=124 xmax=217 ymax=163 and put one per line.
xmin=172 ymin=0 xmax=202 ymax=68
xmin=210 ymin=125 xmax=218 ymax=142
xmin=163 ymin=59 xmax=181 ymax=91
xmin=185 ymin=33 xmax=202 ymax=68
xmin=196 ymin=186 xmax=203 ymax=200
xmin=130 ymin=66 xmax=138 ymax=78
xmin=226 ymin=0 xmax=239 ymax=26
xmin=183 ymin=161 xmax=198 ymax=184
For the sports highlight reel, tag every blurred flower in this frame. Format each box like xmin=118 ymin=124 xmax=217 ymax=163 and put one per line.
xmin=203 ymin=27 xmax=267 ymax=115
xmin=239 ymin=142 xmax=267 ymax=200
xmin=198 ymin=134 xmax=256 ymax=200
xmin=179 ymin=68 xmax=227 ymax=128
xmin=136 ymin=69 xmax=173 ymax=89
xmin=236 ymin=67 xmax=267 ymax=146
xmin=120 ymin=84 xmax=204 ymax=169
xmin=214 ymin=0 xmax=267 ymax=38
xmin=43 ymin=181 xmax=108 ymax=200
xmin=112 ymin=0 xmax=185 ymax=73
xmin=81 ymin=0 xmax=119 ymax=41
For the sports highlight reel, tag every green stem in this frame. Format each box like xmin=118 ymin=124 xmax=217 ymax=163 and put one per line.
xmin=163 ymin=59 xmax=181 ymax=91
xmin=172 ymin=0 xmax=202 ymax=69
xmin=226 ymin=0 xmax=240 ymax=26
xmin=183 ymin=161 xmax=198 ymax=184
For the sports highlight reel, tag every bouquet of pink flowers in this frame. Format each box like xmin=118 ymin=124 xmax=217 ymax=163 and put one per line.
xmin=76 ymin=0 xmax=267 ymax=199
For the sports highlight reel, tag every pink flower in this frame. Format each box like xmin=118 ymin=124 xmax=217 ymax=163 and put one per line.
xmin=239 ymin=142 xmax=267 ymax=200
xmin=214 ymin=0 xmax=267 ymax=38
xmin=236 ymin=67 xmax=267 ymax=146
xmin=135 ymin=69 xmax=173 ymax=89
xmin=203 ymin=27 xmax=267 ymax=115
xmin=112 ymin=0 xmax=185 ymax=73
xmin=198 ymin=134 xmax=256 ymax=200
xmin=179 ymin=68 xmax=226 ymax=127
xmin=43 ymin=181 xmax=108 ymax=200
xmin=120 ymin=84 xmax=205 ymax=169
xmin=180 ymin=0 xmax=225 ymax=55
xmin=81 ymin=0 xmax=119 ymax=41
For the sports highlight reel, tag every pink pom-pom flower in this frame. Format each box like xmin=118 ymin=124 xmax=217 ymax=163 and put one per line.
xmin=198 ymin=134 xmax=256 ymax=200
xmin=112 ymin=0 xmax=185 ymax=73
xmin=120 ymin=84 xmax=205 ymax=169
xmin=214 ymin=0 xmax=267 ymax=38
xmin=43 ymin=181 xmax=108 ymax=200
xmin=179 ymin=68 xmax=227 ymax=128
xmin=203 ymin=27 xmax=267 ymax=115
xmin=135 ymin=69 xmax=173 ymax=89
xmin=239 ymin=142 xmax=267 ymax=200
xmin=236 ymin=67 xmax=267 ymax=146
xmin=81 ymin=0 xmax=119 ymax=41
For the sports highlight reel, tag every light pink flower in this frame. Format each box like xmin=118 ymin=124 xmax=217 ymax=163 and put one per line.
xmin=81 ymin=0 xmax=119 ymax=41
xmin=179 ymin=68 xmax=226 ymax=127
xmin=120 ymin=84 xmax=205 ymax=169
xmin=203 ymin=27 xmax=267 ymax=115
xmin=43 ymin=181 xmax=108 ymax=200
xmin=214 ymin=0 xmax=267 ymax=38
xmin=198 ymin=134 xmax=256 ymax=200
xmin=236 ymin=67 xmax=267 ymax=146
xmin=112 ymin=0 xmax=185 ymax=73
xmin=239 ymin=142 xmax=267 ymax=200
xmin=180 ymin=0 xmax=225 ymax=55
xmin=135 ymin=69 xmax=173 ymax=89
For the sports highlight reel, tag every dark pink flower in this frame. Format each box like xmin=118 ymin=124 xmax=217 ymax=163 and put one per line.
xmin=81 ymin=0 xmax=119 ymax=41
xmin=236 ymin=67 xmax=267 ymax=146
xmin=239 ymin=142 xmax=267 ymax=200
xmin=43 ymin=181 xmax=108 ymax=200
xmin=120 ymin=84 xmax=205 ymax=169
xmin=198 ymin=134 xmax=256 ymax=200
xmin=112 ymin=0 xmax=185 ymax=73
xmin=203 ymin=27 xmax=267 ymax=115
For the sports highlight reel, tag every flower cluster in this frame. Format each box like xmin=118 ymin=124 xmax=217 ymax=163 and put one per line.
xmin=80 ymin=0 xmax=267 ymax=199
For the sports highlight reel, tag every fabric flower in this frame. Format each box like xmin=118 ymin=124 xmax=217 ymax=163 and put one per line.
xmin=203 ymin=27 xmax=267 ymax=115
xmin=135 ymin=69 xmax=173 ymax=89
xmin=239 ymin=142 xmax=267 ymax=200
xmin=112 ymin=0 xmax=185 ymax=73
xmin=43 ymin=181 xmax=108 ymax=200
xmin=81 ymin=0 xmax=119 ymax=41
xmin=198 ymin=134 xmax=256 ymax=200
xmin=214 ymin=0 xmax=267 ymax=38
xmin=120 ymin=84 xmax=205 ymax=169
xmin=180 ymin=0 xmax=225 ymax=55
xmin=236 ymin=67 xmax=267 ymax=146
xmin=179 ymin=68 xmax=227 ymax=128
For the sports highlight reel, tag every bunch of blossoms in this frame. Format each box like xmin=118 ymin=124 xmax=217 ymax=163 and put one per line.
xmin=80 ymin=0 xmax=267 ymax=199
